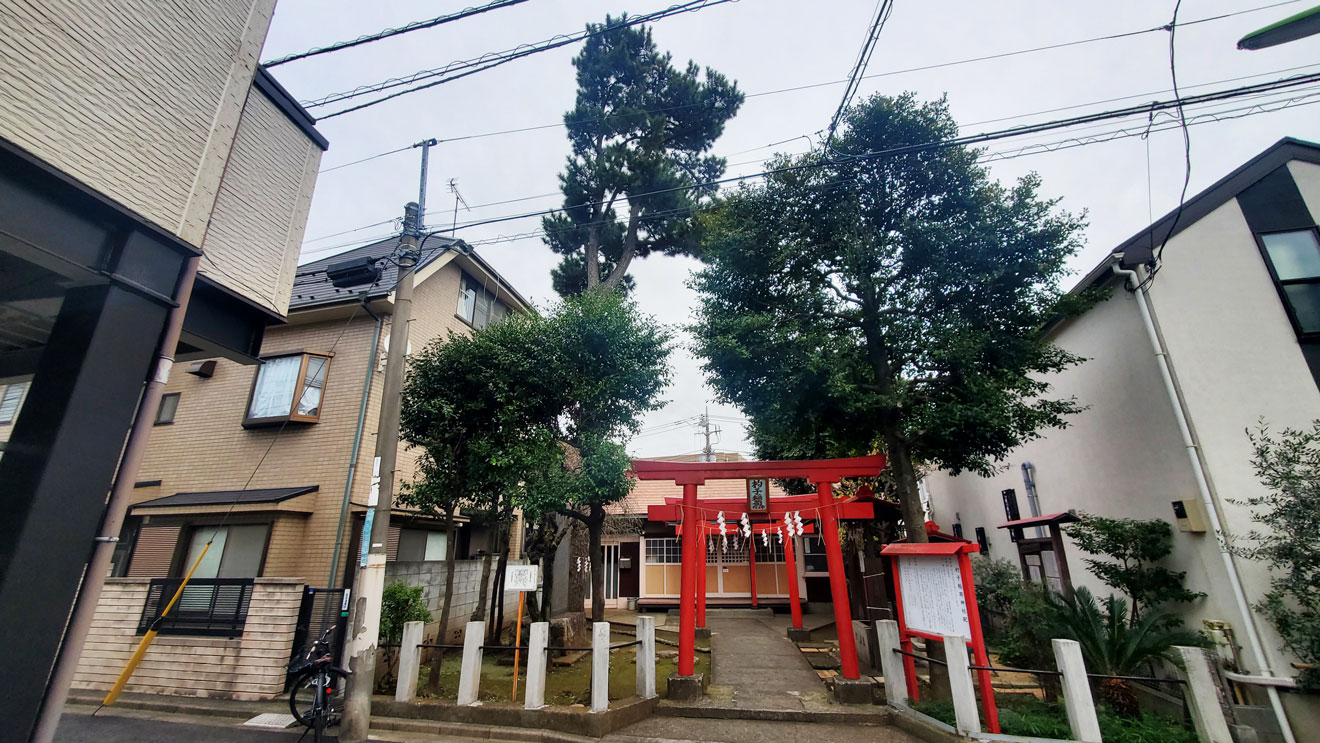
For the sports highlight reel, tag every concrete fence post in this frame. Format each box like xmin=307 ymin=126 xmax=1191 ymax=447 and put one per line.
xmin=1053 ymin=638 xmax=1102 ymax=743
xmin=395 ymin=620 xmax=424 ymax=703
xmin=636 ymin=615 xmax=656 ymax=699
xmin=1175 ymin=646 xmax=1233 ymax=743
xmin=457 ymin=621 xmax=485 ymax=706
xmin=877 ymin=620 xmax=908 ymax=707
xmin=524 ymin=621 xmax=549 ymax=710
xmin=591 ymin=621 xmax=610 ymax=713
xmin=943 ymin=634 xmax=980 ymax=735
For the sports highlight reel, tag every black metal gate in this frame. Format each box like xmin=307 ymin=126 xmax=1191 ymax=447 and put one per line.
xmin=288 ymin=586 xmax=350 ymax=681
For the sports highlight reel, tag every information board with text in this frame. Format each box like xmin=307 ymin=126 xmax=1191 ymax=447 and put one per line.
xmin=896 ymin=554 xmax=971 ymax=639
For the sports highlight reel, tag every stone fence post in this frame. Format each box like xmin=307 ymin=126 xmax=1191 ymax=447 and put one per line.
xmin=1175 ymin=646 xmax=1232 ymax=743
xmin=591 ymin=621 xmax=610 ymax=713
xmin=1053 ymin=638 xmax=1102 ymax=743
xmin=395 ymin=621 xmax=424 ymax=702
xmin=636 ymin=616 xmax=656 ymax=699
xmin=457 ymin=621 xmax=484 ymax=706
xmin=524 ymin=621 xmax=549 ymax=710
xmin=876 ymin=620 xmax=908 ymax=707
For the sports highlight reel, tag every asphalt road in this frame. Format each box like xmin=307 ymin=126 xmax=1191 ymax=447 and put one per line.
xmin=55 ymin=712 xmax=330 ymax=742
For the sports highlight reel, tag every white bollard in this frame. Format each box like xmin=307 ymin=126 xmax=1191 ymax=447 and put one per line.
xmin=524 ymin=622 xmax=549 ymax=710
xmin=636 ymin=615 xmax=656 ymax=699
xmin=943 ymin=634 xmax=980 ymax=735
xmin=1174 ymin=646 xmax=1232 ymax=743
xmin=395 ymin=620 xmax=424 ymax=702
xmin=456 ymin=621 xmax=485 ymax=706
xmin=591 ymin=621 xmax=610 ymax=713
xmin=876 ymin=620 xmax=908 ymax=707
xmin=1053 ymin=638 xmax=1102 ymax=743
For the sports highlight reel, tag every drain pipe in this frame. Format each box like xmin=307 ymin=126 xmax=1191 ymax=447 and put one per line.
xmin=328 ymin=302 xmax=383 ymax=590
xmin=1111 ymin=259 xmax=1294 ymax=743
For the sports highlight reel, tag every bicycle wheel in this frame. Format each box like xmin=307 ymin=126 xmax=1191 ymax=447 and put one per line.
xmin=289 ymin=667 xmax=348 ymax=728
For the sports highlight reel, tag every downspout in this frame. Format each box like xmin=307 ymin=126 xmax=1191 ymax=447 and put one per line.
xmin=328 ymin=303 xmax=384 ymax=589
xmin=1111 ymin=259 xmax=1295 ymax=743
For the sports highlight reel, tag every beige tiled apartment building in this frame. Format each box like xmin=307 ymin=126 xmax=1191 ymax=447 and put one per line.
xmin=117 ymin=238 xmax=535 ymax=589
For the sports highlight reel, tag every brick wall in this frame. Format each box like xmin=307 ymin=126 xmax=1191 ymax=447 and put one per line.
xmin=72 ymin=577 xmax=303 ymax=701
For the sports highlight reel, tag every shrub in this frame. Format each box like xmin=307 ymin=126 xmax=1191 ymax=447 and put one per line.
xmin=1235 ymin=421 xmax=1320 ymax=690
xmin=377 ymin=582 xmax=431 ymax=692
xmin=970 ymin=556 xmax=1056 ymax=673
xmin=1065 ymin=515 xmax=1202 ymax=624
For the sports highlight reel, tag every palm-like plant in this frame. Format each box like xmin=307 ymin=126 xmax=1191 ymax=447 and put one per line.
xmin=1046 ymin=587 xmax=1204 ymax=716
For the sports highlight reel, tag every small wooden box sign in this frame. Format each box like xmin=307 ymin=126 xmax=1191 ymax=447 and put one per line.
xmin=747 ymin=477 xmax=769 ymax=513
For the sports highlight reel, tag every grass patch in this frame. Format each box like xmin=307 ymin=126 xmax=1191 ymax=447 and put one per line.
xmin=911 ymin=694 xmax=1197 ymax=743
xmin=416 ymin=646 xmax=711 ymax=705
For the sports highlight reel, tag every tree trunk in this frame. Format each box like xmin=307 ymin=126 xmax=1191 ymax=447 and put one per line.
xmin=541 ymin=529 xmax=558 ymax=620
xmin=885 ymin=434 xmax=928 ymax=543
xmin=490 ymin=519 xmax=512 ymax=643
xmin=602 ymin=203 xmax=641 ymax=290
xmin=470 ymin=522 xmax=498 ymax=623
xmin=589 ymin=506 xmax=606 ymax=623
xmin=585 ymin=226 xmax=601 ymax=289
xmin=424 ymin=509 xmax=460 ymax=694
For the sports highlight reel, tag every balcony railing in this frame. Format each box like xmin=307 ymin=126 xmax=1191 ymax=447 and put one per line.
xmin=137 ymin=578 xmax=254 ymax=637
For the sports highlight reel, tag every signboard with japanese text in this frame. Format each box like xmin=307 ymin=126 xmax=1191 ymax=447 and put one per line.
xmin=505 ymin=564 xmax=540 ymax=592
xmin=896 ymin=554 xmax=971 ymax=639
xmin=746 ymin=477 xmax=769 ymax=513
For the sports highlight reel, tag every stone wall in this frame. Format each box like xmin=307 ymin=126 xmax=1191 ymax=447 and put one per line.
xmin=386 ymin=559 xmax=528 ymax=643
xmin=72 ymin=577 xmax=302 ymax=700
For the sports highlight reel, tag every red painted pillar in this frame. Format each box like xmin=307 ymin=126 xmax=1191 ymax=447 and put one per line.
xmin=748 ymin=532 xmax=759 ymax=608
xmin=817 ymin=480 xmax=861 ymax=680
xmin=697 ymin=528 xmax=708 ymax=628
xmin=678 ymin=483 xmax=698 ymax=677
xmin=783 ymin=530 xmax=803 ymax=629
xmin=960 ymin=551 xmax=1000 ymax=733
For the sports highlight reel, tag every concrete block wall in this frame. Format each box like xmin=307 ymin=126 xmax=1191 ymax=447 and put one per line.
xmin=386 ymin=559 xmax=528 ymax=642
xmin=72 ymin=577 xmax=303 ymax=701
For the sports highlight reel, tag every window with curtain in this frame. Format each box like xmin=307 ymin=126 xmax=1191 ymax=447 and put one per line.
xmin=1260 ymin=228 xmax=1320 ymax=335
xmin=244 ymin=353 xmax=331 ymax=426
xmin=455 ymin=272 xmax=510 ymax=330
xmin=0 ymin=381 xmax=29 ymax=424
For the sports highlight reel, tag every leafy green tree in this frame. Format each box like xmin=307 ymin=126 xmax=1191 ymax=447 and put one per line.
xmin=399 ymin=311 xmax=564 ymax=689
xmin=691 ymin=93 xmax=1089 ymax=539
xmin=377 ymin=582 xmax=431 ymax=692
xmin=1065 ymin=515 xmax=1202 ymax=623
xmin=1235 ymin=421 xmax=1320 ymax=690
xmin=542 ymin=15 xmax=743 ymax=294
xmin=535 ymin=291 xmax=671 ymax=621
xmin=1046 ymin=587 xmax=1203 ymax=716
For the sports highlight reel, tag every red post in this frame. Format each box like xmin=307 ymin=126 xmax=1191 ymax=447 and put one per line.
xmin=817 ymin=481 xmax=861 ymax=680
xmin=697 ymin=529 xmax=708 ymax=628
xmin=747 ymin=532 xmax=758 ymax=608
xmin=678 ymin=483 xmax=698 ymax=677
xmin=783 ymin=530 xmax=803 ymax=629
xmin=959 ymin=552 xmax=1000 ymax=733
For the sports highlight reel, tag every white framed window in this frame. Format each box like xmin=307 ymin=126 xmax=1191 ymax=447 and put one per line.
xmin=0 ymin=381 xmax=29 ymax=424
xmin=244 ymin=352 xmax=331 ymax=426
xmin=456 ymin=272 xmax=509 ymax=330
xmin=645 ymin=538 xmax=682 ymax=564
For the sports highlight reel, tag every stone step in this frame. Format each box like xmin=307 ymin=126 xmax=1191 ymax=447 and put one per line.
xmin=665 ymin=608 xmax=775 ymax=620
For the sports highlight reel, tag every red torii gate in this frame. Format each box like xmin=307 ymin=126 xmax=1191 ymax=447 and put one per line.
xmin=634 ymin=455 xmax=888 ymax=684
xmin=675 ymin=518 xmax=818 ymax=630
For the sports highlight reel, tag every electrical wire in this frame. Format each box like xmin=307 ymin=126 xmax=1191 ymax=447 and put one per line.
xmin=825 ymin=0 xmax=895 ymax=149
xmin=307 ymin=0 xmax=1304 ymax=172
xmin=319 ymin=146 xmax=413 ymax=174
xmin=263 ymin=0 xmax=532 ymax=68
xmin=1143 ymin=0 xmax=1194 ymax=290
xmin=312 ymin=0 xmax=738 ymax=120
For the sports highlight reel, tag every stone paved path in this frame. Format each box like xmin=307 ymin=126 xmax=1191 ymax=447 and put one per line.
xmin=703 ymin=611 xmax=836 ymax=712
xmin=607 ymin=716 xmax=919 ymax=743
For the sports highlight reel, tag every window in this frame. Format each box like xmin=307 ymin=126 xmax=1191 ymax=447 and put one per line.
xmin=244 ymin=352 xmax=331 ymax=426
xmin=1260 ymin=229 xmax=1320 ymax=335
xmin=456 ymin=272 xmax=509 ymax=330
xmin=396 ymin=528 xmax=448 ymax=562
xmin=155 ymin=392 xmax=180 ymax=425
xmin=645 ymin=538 xmax=682 ymax=564
xmin=0 ymin=381 xmax=29 ymax=424
xmin=754 ymin=538 xmax=785 ymax=563
xmin=180 ymin=524 xmax=269 ymax=579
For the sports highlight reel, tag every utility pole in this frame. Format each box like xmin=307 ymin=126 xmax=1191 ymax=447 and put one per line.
xmin=696 ymin=408 xmax=720 ymax=463
xmin=340 ymin=201 xmax=421 ymax=742
xmin=414 ymin=138 xmax=438 ymax=229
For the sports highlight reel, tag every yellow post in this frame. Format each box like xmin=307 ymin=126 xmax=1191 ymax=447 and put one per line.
xmin=102 ymin=542 xmax=212 ymax=706
xmin=511 ymin=591 xmax=526 ymax=700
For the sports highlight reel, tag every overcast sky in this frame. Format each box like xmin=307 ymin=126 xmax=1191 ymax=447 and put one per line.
xmin=264 ymin=0 xmax=1320 ymax=459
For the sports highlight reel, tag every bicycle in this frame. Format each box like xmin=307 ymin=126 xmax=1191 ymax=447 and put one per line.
xmin=288 ymin=626 xmax=350 ymax=742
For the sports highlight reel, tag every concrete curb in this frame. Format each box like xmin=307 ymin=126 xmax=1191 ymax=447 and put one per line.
xmin=654 ymin=702 xmax=892 ymax=725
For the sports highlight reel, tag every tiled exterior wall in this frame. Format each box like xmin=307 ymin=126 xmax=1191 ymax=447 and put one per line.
xmin=199 ymin=89 xmax=323 ymax=315
xmin=71 ymin=577 xmax=302 ymax=700
xmin=0 ymin=0 xmax=274 ymax=246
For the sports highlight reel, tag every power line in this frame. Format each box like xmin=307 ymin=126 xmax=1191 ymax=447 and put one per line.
xmin=308 ymin=0 xmax=1304 ymax=174
xmin=312 ymin=0 xmax=738 ymax=120
xmin=263 ymin=0 xmax=532 ymax=68
xmin=319 ymin=146 xmax=413 ymax=174
xmin=825 ymin=0 xmax=895 ymax=146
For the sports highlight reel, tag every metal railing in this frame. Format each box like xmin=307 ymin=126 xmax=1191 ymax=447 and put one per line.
xmin=137 ymin=578 xmax=254 ymax=637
